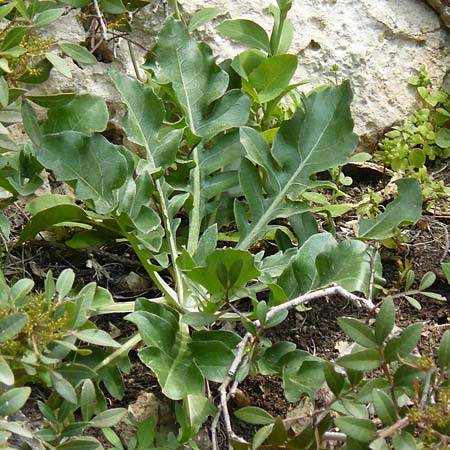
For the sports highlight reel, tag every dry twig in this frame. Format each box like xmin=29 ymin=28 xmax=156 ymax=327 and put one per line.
xmin=211 ymin=284 xmax=377 ymax=448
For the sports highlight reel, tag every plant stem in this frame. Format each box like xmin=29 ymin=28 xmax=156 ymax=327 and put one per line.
xmin=377 ymin=416 xmax=410 ymax=439
xmin=261 ymin=98 xmax=278 ymax=130
xmin=187 ymin=147 xmax=201 ymax=255
xmin=270 ymin=8 xmax=288 ymax=56
xmin=117 ymin=223 xmax=180 ymax=309
xmin=381 ymin=358 xmax=400 ymax=419
xmin=92 ymin=0 xmax=107 ymax=41
xmin=127 ymin=40 xmax=141 ymax=81
xmin=94 ymin=333 xmax=142 ymax=372
xmin=154 ymin=181 xmax=185 ymax=305
xmin=171 ymin=0 xmax=182 ymax=21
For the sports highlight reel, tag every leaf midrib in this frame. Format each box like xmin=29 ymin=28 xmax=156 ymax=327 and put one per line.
xmin=238 ymin=107 xmax=336 ymax=249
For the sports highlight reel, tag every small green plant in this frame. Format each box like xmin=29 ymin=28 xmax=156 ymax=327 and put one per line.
xmin=375 ymin=65 xmax=450 ymax=208
xmin=0 ymin=268 xmax=132 ymax=448
xmin=376 ymin=66 xmax=450 ymax=172
xmin=386 ymin=262 xmax=446 ymax=310
xmin=216 ymin=0 xmax=306 ymax=131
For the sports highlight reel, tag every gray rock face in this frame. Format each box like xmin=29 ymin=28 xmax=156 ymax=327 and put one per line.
xmin=36 ymin=0 xmax=450 ymax=151
xmin=178 ymin=0 xmax=450 ymax=150
xmin=426 ymin=0 xmax=450 ymax=28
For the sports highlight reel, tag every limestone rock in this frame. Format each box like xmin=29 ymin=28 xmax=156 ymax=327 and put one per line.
xmin=178 ymin=0 xmax=450 ymax=151
xmin=426 ymin=0 xmax=450 ymax=28
xmin=31 ymin=0 xmax=450 ymax=152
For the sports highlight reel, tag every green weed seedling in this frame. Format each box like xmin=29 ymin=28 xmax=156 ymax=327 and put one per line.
xmin=375 ymin=65 xmax=450 ymax=209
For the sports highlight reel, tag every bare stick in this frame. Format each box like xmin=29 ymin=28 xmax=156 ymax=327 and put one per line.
xmin=220 ymin=389 xmax=235 ymax=449
xmin=323 ymin=432 xmax=347 ymax=442
xmin=212 ymin=284 xmax=376 ymax=445
xmin=92 ymin=0 xmax=108 ymax=41
xmin=263 ymin=285 xmax=376 ymax=325
xmin=219 ymin=333 xmax=251 ymax=392
xmin=211 ymin=408 xmax=221 ymax=450
xmin=377 ymin=416 xmax=410 ymax=439
xmin=127 ymin=40 xmax=142 ymax=81
xmin=419 ymin=368 xmax=435 ymax=410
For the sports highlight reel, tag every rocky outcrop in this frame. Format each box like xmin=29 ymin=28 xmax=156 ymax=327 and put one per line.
xmin=426 ymin=0 xmax=450 ymax=28
xmin=39 ymin=0 xmax=450 ymax=152
xmin=178 ymin=0 xmax=450 ymax=151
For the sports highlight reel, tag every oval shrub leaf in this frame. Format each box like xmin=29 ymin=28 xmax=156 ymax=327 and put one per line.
xmin=56 ymin=268 xmax=75 ymax=299
xmin=59 ymin=43 xmax=97 ymax=65
xmin=372 ymin=389 xmax=396 ymax=426
xmin=439 ymin=330 xmax=450 ymax=373
xmin=56 ymin=439 xmax=100 ymax=450
xmin=334 ymin=416 xmax=376 ymax=443
xmin=90 ymin=408 xmax=127 ymax=428
xmin=80 ymin=379 xmax=96 ymax=422
xmin=0 ymin=356 xmax=14 ymax=386
xmin=0 ymin=387 xmax=31 ymax=416
xmin=419 ymin=271 xmax=435 ymax=291
xmin=0 ymin=313 xmax=28 ymax=343
xmin=337 ymin=318 xmax=377 ymax=348
xmin=375 ymin=297 xmax=395 ymax=344
xmin=50 ymin=371 xmax=77 ymax=404
xmin=324 ymin=363 xmax=345 ymax=397
xmin=336 ymin=349 xmax=381 ymax=371
xmin=234 ymin=406 xmax=274 ymax=425
xmin=74 ymin=329 xmax=121 ymax=348
xmin=384 ymin=323 xmax=422 ymax=363
xmin=252 ymin=424 xmax=273 ymax=449
xmin=45 ymin=52 xmax=72 ymax=78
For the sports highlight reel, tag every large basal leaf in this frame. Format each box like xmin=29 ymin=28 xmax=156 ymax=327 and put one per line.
xmin=188 ymin=7 xmax=222 ymax=32
xmin=117 ymin=170 xmax=164 ymax=253
xmin=217 ymin=19 xmax=271 ymax=54
xmin=316 ymin=239 xmax=382 ymax=295
xmin=181 ymin=394 xmax=217 ymax=439
xmin=36 ymin=132 xmax=129 ymax=214
xmin=42 ymin=95 xmax=108 ymax=134
xmin=247 ymin=54 xmax=297 ymax=103
xmin=276 ymin=233 xmax=336 ymax=299
xmin=148 ymin=17 xmax=250 ymax=140
xmin=236 ymin=82 xmax=358 ymax=249
xmin=358 ymin=178 xmax=422 ymax=240
xmin=18 ymin=204 xmax=89 ymax=244
xmin=125 ymin=300 xmax=204 ymax=400
xmin=277 ymin=233 xmax=380 ymax=299
xmin=110 ymin=71 xmax=182 ymax=170
xmin=283 ymin=360 xmax=325 ymax=402
xmin=280 ymin=351 xmax=325 ymax=402
xmin=190 ymin=330 xmax=241 ymax=382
